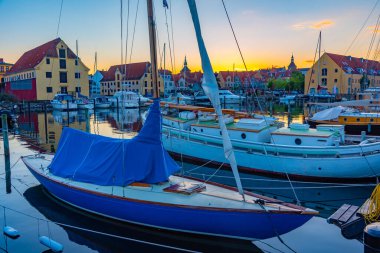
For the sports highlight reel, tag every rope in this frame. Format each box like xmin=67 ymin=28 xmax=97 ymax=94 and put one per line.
xmin=128 ymin=0 xmax=140 ymax=64
xmin=363 ymin=183 xmax=380 ymax=224
xmin=169 ymin=0 xmax=176 ymax=74
xmin=0 ymin=204 xmax=200 ymax=253
xmin=221 ymin=0 xmax=247 ymax=71
xmin=220 ymin=0 xmax=301 ymax=205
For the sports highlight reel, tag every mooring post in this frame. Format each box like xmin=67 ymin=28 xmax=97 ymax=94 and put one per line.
xmin=2 ymin=114 xmax=11 ymax=194
xmin=44 ymin=102 xmax=48 ymax=143
xmin=85 ymin=109 xmax=90 ymax=133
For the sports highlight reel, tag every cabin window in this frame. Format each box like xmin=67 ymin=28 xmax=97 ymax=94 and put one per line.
xmin=46 ymin=87 xmax=53 ymax=93
xmin=59 ymin=49 xmax=66 ymax=58
xmin=200 ymin=128 xmax=203 ymax=132
xmin=60 ymin=72 xmax=67 ymax=83
xmin=295 ymin=138 xmax=302 ymax=145
xmin=356 ymin=118 xmax=360 ymax=122
xmin=370 ymin=118 xmax=374 ymax=122
xmin=46 ymin=58 xmax=50 ymax=64
xmin=59 ymin=59 xmax=66 ymax=69
xmin=46 ymin=72 xmax=52 ymax=78
xmin=344 ymin=118 xmax=347 ymax=122
xmin=241 ymin=133 xmax=246 ymax=139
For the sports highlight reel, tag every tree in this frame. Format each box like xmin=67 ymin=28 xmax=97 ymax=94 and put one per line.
xmin=289 ymin=71 xmax=304 ymax=92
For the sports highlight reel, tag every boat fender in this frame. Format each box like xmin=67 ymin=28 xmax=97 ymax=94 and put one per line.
xmin=364 ymin=222 xmax=380 ymax=252
xmin=39 ymin=236 xmax=64 ymax=252
xmin=3 ymin=226 xmax=20 ymax=239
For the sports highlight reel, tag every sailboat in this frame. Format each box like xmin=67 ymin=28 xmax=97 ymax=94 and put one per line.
xmin=22 ymin=0 xmax=316 ymax=241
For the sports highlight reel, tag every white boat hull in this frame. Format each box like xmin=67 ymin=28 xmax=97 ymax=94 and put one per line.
xmin=162 ymin=127 xmax=380 ymax=180
xmin=51 ymin=102 xmax=77 ymax=111
xmin=77 ymin=104 xmax=94 ymax=110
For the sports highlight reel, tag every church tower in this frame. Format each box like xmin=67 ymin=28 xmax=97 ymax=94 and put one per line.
xmin=288 ymin=53 xmax=297 ymax=71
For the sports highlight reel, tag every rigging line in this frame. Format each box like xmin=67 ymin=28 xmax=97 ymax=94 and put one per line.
xmin=306 ymin=32 xmax=321 ymax=94
xmin=164 ymin=8 xmax=174 ymax=73
xmin=365 ymin=13 xmax=380 ymax=70
xmin=221 ymin=0 xmax=247 ymax=71
xmin=344 ymin=0 xmax=380 ymax=56
xmin=128 ymin=0 xmax=140 ymax=64
xmin=56 ymin=0 xmax=64 ymax=37
xmin=0 ymin=204 xmax=200 ymax=253
xmin=169 ymin=0 xmax=176 ymax=74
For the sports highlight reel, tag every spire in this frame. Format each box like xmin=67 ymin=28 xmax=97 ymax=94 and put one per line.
xmin=184 ymin=56 xmax=188 ymax=66
xmin=291 ymin=53 xmax=294 ymax=63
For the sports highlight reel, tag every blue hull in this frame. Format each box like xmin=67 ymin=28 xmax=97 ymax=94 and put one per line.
xmin=27 ymin=166 xmax=313 ymax=240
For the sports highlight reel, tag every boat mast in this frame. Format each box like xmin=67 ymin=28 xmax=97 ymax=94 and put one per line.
xmin=76 ymin=40 xmax=79 ymax=96
xmin=147 ymin=0 xmax=159 ymax=99
xmin=317 ymin=31 xmax=321 ymax=92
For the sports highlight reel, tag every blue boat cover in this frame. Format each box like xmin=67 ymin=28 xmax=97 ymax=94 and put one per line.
xmin=49 ymin=100 xmax=180 ymax=185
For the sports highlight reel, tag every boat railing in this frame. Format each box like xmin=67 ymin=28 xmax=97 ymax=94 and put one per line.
xmin=163 ymin=126 xmax=380 ymax=158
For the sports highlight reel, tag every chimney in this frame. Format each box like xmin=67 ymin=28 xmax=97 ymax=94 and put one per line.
xmin=361 ymin=58 xmax=364 ymax=63
xmin=347 ymin=55 xmax=351 ymax=61
xmin=0 ymin=58 xmax=3 ymax=63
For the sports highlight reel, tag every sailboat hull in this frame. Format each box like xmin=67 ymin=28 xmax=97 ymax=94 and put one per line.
xmin=24 ymin=159 xmax=313 ymax=241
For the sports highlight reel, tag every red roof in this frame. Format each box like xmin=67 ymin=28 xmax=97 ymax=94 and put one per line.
xmin=6 ymin=38 xmax=77 ymax=75
xmin=101 ymin=62 xmax=149 ymax=81
xmin=326 ymin=52 xmax=380 ymax=74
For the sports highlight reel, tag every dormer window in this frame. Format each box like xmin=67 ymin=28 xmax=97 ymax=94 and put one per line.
xmin=59 ymin=49 xmax=66 ymax=58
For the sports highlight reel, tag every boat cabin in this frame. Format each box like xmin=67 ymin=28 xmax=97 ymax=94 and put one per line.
xmin=271 ymin=123 xmax=344 ymax=147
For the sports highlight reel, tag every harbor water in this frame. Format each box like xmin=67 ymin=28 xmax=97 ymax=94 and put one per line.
xmin=0 ymin=104 xmax=371 ymax=252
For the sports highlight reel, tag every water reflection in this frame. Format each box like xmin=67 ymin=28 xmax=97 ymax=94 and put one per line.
xmin=23 ymin=185 xmax=259 ymax=253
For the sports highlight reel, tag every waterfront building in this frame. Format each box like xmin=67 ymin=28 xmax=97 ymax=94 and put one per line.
xmin=304 ymin=52 xmax=380 ymax=95
xmin=0 ymin=58 xmax=14 ymax=93
xmin=89 ymin=72 xmax=103 ymax=97
xmin=173 ymin=57 xmax=203 ymax=90
xmin=98 ymin=62 xmax=164 ymax=97
xmin=3 ymin=38 xmax=89 ymax=101
xmin=158 ymin=69 xmax=175 ymax=96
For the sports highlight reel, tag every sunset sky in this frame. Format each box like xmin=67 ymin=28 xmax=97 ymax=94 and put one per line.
xmin=0 ymin=0 xmax=379 ymax=74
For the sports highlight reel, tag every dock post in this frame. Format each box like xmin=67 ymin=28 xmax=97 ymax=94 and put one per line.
xmin=270 ymin=101 xmax=273 ymax=117
xmin=44 ymin=102 xmax=48 ymax=143
xmin=2 ymin=114 xmax=11 ymax=194
xmin=85 ymin=109 xmax=90 ymax=133
xmin=116 ymin=97 xmax=119 ymax=111
xmin=28 ymin=101 xmax=31 ymax=128
xmin=364 ymin=222 xmax=380 ymax=253
xmin=93 ymin=99 xmax=96 ymax=111
xmin=224 ymin=96 xmax=226 ymax=109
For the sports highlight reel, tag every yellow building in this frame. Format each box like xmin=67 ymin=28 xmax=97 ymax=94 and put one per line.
xmin=3 ymin=38 xmax=89 ymax=101
xmin=99 ymin=62 xmax=164 ymax=97
xmin=304 ymin=52 xmax=380 ymax=95
xmin=0 ymin=58 xmax=13 ymax=82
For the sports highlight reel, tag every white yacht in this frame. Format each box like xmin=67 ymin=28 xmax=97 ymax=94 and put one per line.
xmin=110 ymin=91 xmax=139 ymax=108
xmin=50 ymin=94 xmax=77 ymax=111
xmin=195 ymin=89 xmax=244 ymax=104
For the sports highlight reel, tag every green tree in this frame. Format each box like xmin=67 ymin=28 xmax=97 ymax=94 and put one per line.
xmin=289 ymin=71 xmax=305 ymax=92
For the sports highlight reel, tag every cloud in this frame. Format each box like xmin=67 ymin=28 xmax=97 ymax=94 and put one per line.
xmin=367 ymin=25 xmax=380 ymax=33
xmin=310 ymin=20 xmax=334 ymax=29
xmin=304 ymin=59 xmax=315 ymax=64
xmin=292 ymin=19 xmax=334 ymax=30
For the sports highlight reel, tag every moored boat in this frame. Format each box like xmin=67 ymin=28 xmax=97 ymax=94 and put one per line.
xmin=51 ymin=94 xmax=77 ymax=111
xmin=110 ymin=91 xmax=139 ymax=108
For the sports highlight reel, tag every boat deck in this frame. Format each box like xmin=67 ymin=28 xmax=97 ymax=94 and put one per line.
xmin=23 ymin=154 xmax=314 ymax=214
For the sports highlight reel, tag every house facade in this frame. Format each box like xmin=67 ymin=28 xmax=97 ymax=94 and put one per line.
xmin=99 ymin=62 xmax=165 ymax=97
xmin=304 ymin=52 xmax=380 ymax=95
xmin=3 ymin=38 xmax=89 ymax=101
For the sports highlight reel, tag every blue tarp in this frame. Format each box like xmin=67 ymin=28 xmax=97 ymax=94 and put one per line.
xmin=49 ymin=100 xmax=180 ymax=186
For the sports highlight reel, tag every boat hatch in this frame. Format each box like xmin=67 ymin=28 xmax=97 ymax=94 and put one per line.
xmin=164 ymin=182 xmax=206 ymax=195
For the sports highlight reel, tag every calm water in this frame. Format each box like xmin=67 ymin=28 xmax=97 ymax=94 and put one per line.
xmin=0 ymin=104 xmax=371 ymax=252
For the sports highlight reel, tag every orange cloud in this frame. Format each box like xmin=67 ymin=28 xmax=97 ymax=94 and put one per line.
xmin=292 ymin=19 xmax=334 ymax=30
xmin=310 ymin=19 xmax=334 ymax=29
xmin=304 ymin=59 xmax=315 ymax=64
xmin=367 ymin=25 xmax=380 ymax=33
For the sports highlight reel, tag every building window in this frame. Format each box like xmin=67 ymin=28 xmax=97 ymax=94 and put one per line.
xmin=59 ymin=59 xmax=66 ymax=69
xmin=321 ymin=68 xmax=327 ymax=76
xmin=61 ymin=86 xmax=67 ymax=93
xmin=321 ymin=78 xmax=327 ymax=86
xmin=75 ymin=72 xmax=80 ymax=79
xmin=145 ymin=81 xmax=147 ymax=87
xmin=46 ymin=72 xmax=52 ymax=78
xmin=46 ymin=58 xmax=50 ymax=64
xmin=6 ymin=66 xmax=9 ymax=71
xmin=335 ymin=68 xmax=338 ymax=73
xmin=334 ymin=79 xmax=338 ymax=83
xmin=46 ymin=87 xmax=53 ymax=93
xmin=59 ymin=49 xmax=66 ymax=58
xmin=0 ymin=66 xmax=3 ymax=72
xmin=75 ymin=87 xmax=81 ymax=92
xmin=60 ymin=72 xmax=67 ymax=83
xmin=75 ymin=59 xmax=78 ymax=65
